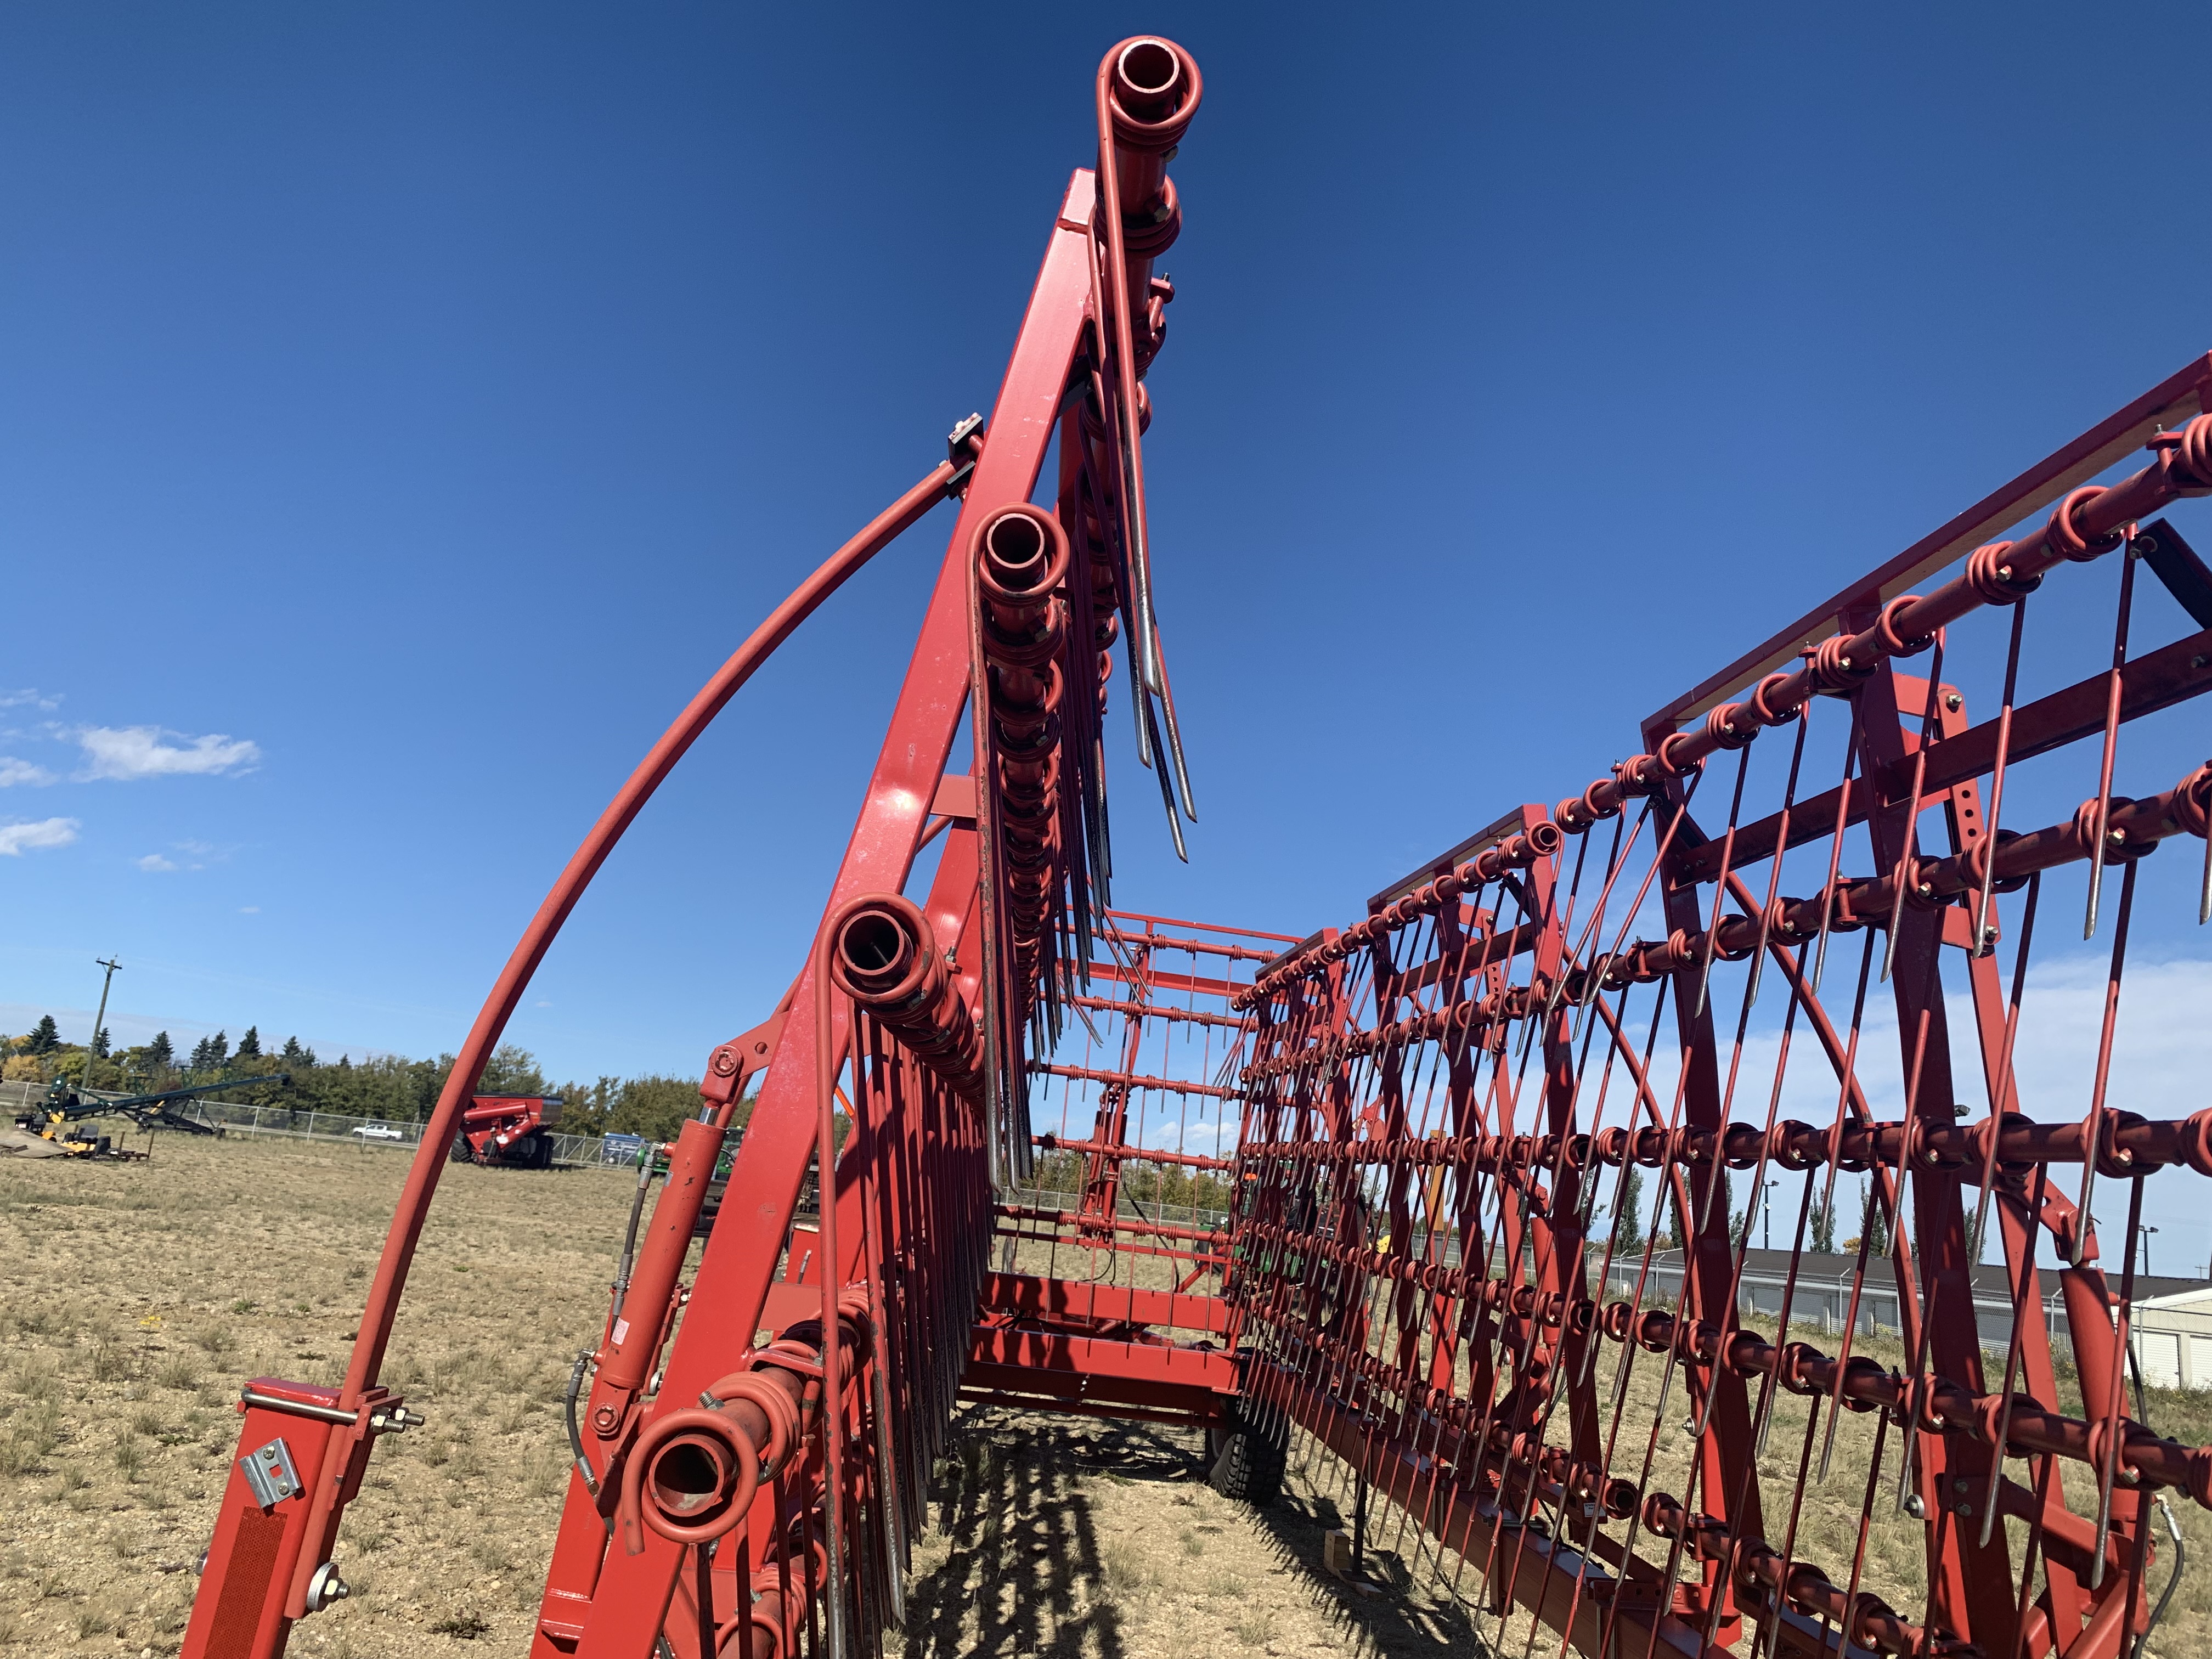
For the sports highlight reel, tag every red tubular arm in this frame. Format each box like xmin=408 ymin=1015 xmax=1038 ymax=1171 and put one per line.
xmin=342 ymin=453 xmax=968 ymax=1402
xmin=273 ymin=452 xmax=969 ymax=1622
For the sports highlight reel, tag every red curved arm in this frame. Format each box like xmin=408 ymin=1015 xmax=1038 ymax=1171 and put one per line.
xmin=341 ymin=453 xmax=966 ymax=1403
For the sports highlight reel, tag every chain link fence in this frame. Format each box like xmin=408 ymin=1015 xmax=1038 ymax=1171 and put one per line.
xmin=2 ymin=1079 xmax=636 ymax=1167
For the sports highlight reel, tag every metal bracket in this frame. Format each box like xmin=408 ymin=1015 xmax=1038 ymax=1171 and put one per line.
xmin=946 ymin=413 xmax=985 ymax=496
xmin=239 ymin=1436 xmax=301 ymax=1510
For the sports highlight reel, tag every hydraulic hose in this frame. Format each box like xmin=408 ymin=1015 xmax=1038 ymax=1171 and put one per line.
xmin=563 ymin=1350 xmax=601 ymax=1500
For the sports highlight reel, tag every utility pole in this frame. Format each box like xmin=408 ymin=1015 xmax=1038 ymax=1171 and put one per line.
xmin=88 ymin=957 xmax=121 ymax=1094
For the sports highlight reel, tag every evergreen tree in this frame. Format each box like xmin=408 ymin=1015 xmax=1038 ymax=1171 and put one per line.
xmin=236 ymin=1026 xmax=261 ymax=1060
xmin=475 ymin=1043 xmax=548 ymax=1096
xmin=208 ymin=1030 xmax=229 ymax=1069
xmin=1810 ymin=1186 xmax=1837 ymax=1253
xmin=1857 ymin=1177 xmax=1890 ymax=1257
xmin=93 ymin=1026 xmax=111 ymax=1058
xmin=280 ymin=1035 xmax=316 ymax=1065
xmin=28 ymin=1015 xmax=60 ymax=1054
xmin=148 ymin=1031 xmax=174 ymax=1069
xmin=1612 ymin=1164 xmax=1645 ymax=1249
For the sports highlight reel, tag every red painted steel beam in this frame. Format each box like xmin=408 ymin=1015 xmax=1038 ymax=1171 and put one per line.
xmin=960 ymin=1362 xmax=1225 ymax=1418
xmin=1063 ymin=994 xmax=1250 ymax=1029
xmin=1032 ymin=1061 xmax=1240 ymax=1099
xmin=1085 ymin=929 xmax=1279 ymax=961
xmin=976 ymin=1269 xmax=1231 ymax=1334
xmin=562 ymin=168 xmax=1104 ymax=1659
xmin=1100 ymin=906 xmax=1301 ymax=945
xmin=1646 ymin=354 xmax=2211 ymax=731
xmin=1036 ymin=1135 xmax=1232 ymax=1171
xmin=993 ymin=1202 xmax=1226 ymax=1246
xmin=1674 ymin=625 xmax=2212 ymax=884
xmin=955 ymin=1389 xmax=1217 ymax=1429
xmin=184 ymin=449 xmax=976 ymax=1659
xmin=1080 ymin=958 xmax=1249 ymax=1000
xmin=967 ymin=1325 xmax=1235 ymax=1390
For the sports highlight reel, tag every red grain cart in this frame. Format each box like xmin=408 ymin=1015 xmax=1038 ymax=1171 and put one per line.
xmin=449 ymin=1094 xmax=563 ymax=1168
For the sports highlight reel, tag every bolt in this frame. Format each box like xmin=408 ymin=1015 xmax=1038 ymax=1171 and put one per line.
xmin=1944 ymin=692 xmax=1963 ymax=713
xmin=1904 ymin=1493 xmax=1927 ymax=1519
xmin=2193 ymin=656 xmax=2209 ymax=671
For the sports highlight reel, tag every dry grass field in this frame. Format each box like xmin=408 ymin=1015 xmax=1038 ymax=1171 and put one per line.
xmin=1 ymin=1132 xmax=2205 ymax=1658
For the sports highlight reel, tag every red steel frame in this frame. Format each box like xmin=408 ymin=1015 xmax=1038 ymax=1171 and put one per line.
xmin=1226 ymin=364 xmax=2212 ymax=1658
xmin=178 ymin=33 xmax=2212 ymax=1659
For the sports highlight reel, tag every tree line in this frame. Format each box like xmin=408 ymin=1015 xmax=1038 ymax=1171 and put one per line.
xmin=1 ymin=1016 xmax=712 ymax=1143
xmin=1027 ymin=1148 xmax=1231 ymax=1215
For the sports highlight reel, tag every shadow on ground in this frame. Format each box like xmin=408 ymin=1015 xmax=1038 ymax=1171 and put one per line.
xmin=897 ymin=1407 xmax=1505 ymax=1659
xmin=898 ymin=1410 xmax=1129 ymax=1659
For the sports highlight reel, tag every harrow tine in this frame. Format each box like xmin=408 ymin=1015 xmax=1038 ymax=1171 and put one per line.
xmin=1813 ymin=933 xmax=1879 ymax=1487
xmin=1977 ymin=1161 xmax=2050 ymax=1551
xmin=1880 ymin=634 xmax=1946 ymax=984
xmin=2072 ymin=854 xmax=2141 ymax=1265
xmin=1808 ymin=698 xmax=1864 ymax=999
xmin=2088 ymin=1170 xmax=2148 ymax=1588
xmin=1972 ymin=596 xmax=2030 ymax=955
xmin=1741 ymin=698 xmax=1810 ymax=1012
xmin=1691 ymin=743 xmax=1755 ymax=1020
xmin=2083 ymin=536 xmax=2138 ymax=941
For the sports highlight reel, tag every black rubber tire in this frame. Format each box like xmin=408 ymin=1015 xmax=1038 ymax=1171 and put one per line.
xmin=1207 ymin=1409 xmax=1287 ymax=1506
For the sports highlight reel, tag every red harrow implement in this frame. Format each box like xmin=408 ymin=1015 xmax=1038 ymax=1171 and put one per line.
xmin=179 ymin=34 xmax=2212 ymax=1659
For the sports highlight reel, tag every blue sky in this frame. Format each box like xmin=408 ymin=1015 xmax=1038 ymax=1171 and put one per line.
xmin=5 ymin=4 xmax=2211 ymax=1246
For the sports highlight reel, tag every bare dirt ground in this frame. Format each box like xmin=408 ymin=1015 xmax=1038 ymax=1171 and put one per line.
xmin=0 ymin=1138 xmax=1474 ymax=1659
xmin=2 ymin=1134 xmax=2205 ymax=1657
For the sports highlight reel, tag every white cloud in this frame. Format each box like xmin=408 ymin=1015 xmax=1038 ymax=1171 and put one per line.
xmin=0 ymin=817 xmax=80 ymax=856
xmin=74 ymin=726 xmax=261 ymax=781
xmin=136 ymin=854 xmax=179 ymax=872
xmin=238 ymin=906 xmax=259 ymax=915
xmin=0 ymin=690 xmax=60 ymax=712
xmin=0 ymin=758 xmax=54 ymax=787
